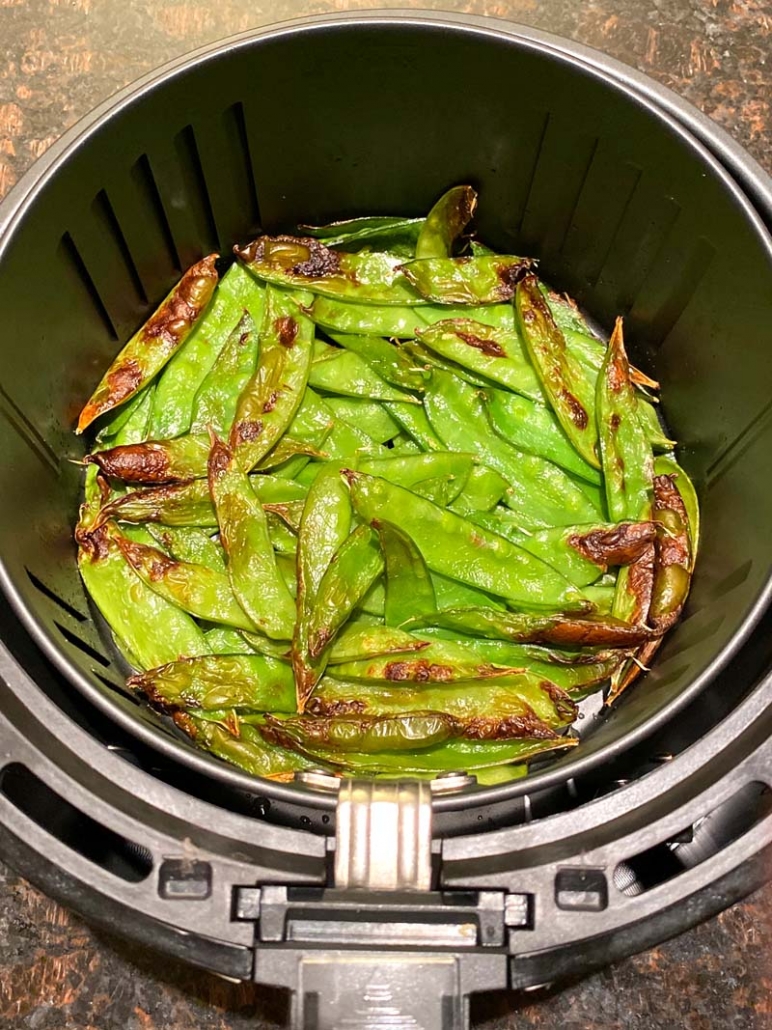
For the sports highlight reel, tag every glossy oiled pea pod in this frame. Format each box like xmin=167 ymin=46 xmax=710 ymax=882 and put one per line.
xmin=209 ymin=437 xmax=296 ymax=640
xmin=261 ymin=711 xmax=459 ymax=753
xmin=149 ymin=264 xmax=265 ymax=439
xmin=414 ymin=185 xmax=478 ymax=259
xmin=311 ymin=671 xmax=576 ymax=731
xmin=649 ymin=473 xmax=692 ymax=632
xmin=307 ymin=348 xmax=420 ymax=402
xmin=96 ymin=384 xmax=156 ymax=449
xmin=403 ymin=338 xmax=492 ymax=388
xmin=345 ymin=470 xmax=589 ymax=612
xmin=147 ymin=525 xmax=226 ymax=574
xmin=322 ymin=398 xmax=401 ymax=444
xmin=189 ymin=308 xmax=259 ymax=437
xmin=307 ymin=293 xmax=514 ymax=339
xmin=326 ymin=625 xmax=431 ymax=665
xmin=203 ymin=626 xmax=260 ymax=655
xmin=432 ymin=571 xmax=505 ymax=611
xmin=470 ymin=513 xmax=657 ymax=587
xmin=359 ymin=452 xmax=473 ymax=496
xmin=423 ymin=369 xmax=602 ymax=530
xmin=298 ymin=214 xmax=423 ymax=248
xmin=236 ymin=235 xmax=424 ymax=305
xmin=178 ymin=714 xmax=315 ymax=779
xmin=86 ymin=432 xmax=211 ymax=484
xmin=416 ymin=319 xmax=545 ymax=401
xmin=516 ymin=275 xmax=601 ymax=470
xmin=115 ymin=529 xmax=256 ymax=631
xmin=597 ymin=318 xmax=654 ymax=521
xmin=292 ymin=388 xmax=384 ymax=461
xmin=400 ymin=255 xmax=532 ymax=305
xmin=77 ymin=522 xmax=208 ymax=670
xmin=76 ymin=255 xmax=219 ymax=434
xmin=328 ymin=333 xmax=430 ymax=392
xmin=486 ymin=389 xmax=602 ymax=486
xmin=654 ymin=455 xmax=700 ymax=566
xmin=229 ymin=287 xmax=315 ymax=472
xmin=448 ymin=466 xmax=509 ymax=515
xmin=408 ymin=606 xmax=658 ymax=648
xmin=372 ymin=518 xmax=436 ymax=629
xmin=384 ymin=402 xmax=445 ymax=451
xmin=128 ymin=653 xmax=295 ymax=712
xmin=328 ymin=649 xmax=521 ymax=684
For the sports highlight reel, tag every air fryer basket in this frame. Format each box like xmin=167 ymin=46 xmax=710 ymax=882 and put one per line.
xmin=0 ymin=13 xmax=771 ymax=1024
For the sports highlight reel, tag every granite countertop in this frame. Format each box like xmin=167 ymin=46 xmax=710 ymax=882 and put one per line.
xmin=0 ymin=0 xmax=771 ymax=1027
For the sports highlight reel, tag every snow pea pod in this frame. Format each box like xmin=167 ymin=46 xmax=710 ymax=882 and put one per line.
xmin=179 ymin=714 xmax=314 ymax=779
xmin=359 ymin=452 xmax=473 ymax=495
xmin=383 ymin=402 xmax=444 ymax=451
xmin=204 ymin=626 xmax=257 ymax=655
xmin=77 ymin=255 xmax=219 ymax=433
xmin=209 ymin=437 xmax=296 ymax=640
xmin=129 ymin=653 xmax=295 ymax=711
xmin=312 ymin=672 xmax=575 ymax=730
xmin=654 ymin=455 xmax=700 ymax=565
xmin=423 ymin=370 xmax=602 ymax=530
xmin=293 ymin=462 xmax=353 ymax=709
xmin=307 ymin=294 xmax=514 ymax=338
xmin=148 ymin=525 xmax=226 ymax=574
xmin=637 ymin=398 xmax=676 ymax=452
xmin=597 ymin=318 xmax=654 ymax=521
xmin=190 ymin=308 xmax=259 ymax=436
xmin=236 ymin=235 xmax=424 ymax=305
xmin=649 ymin=473 xmax=692 ymax=633
xmin=516 ymin=275 xmax=601 ymax=470
xmin=403 ymin=339 xmax=492 ymax=388
xmin=97 ymin=384 xmax=156 ymax=448
xmin=415 ymin=185 xmax=477 ymax=259
xmin=373 ymin=518 xmax=436 ymax=629
xmin=298 ymin=215 xmax=423 ymax=248
xmin=262 ymin=711 xmax=459 ymax=753
xmin=323 ymin=398 xmax=401 ymax=444
xmin=470 ymin=514 xmax=657 ymax=587
xmin=432 ymin=572 xmax=505 ymax=611
xmin=86 ymin=432 xmax=210 ymax=484
xmin=416 ymin=319 xmax=544 ymax=401
xmin=77 ymin=523 xmax=207 ymax=670
xmin=346 ymin=470 xmax=589 ymax=612
xmin=408 ymin=606 xmax=658 ymax=648
xmin=400 ymin=255 xmax=532 ymax=305
xmin=327 ymin=625 xmax=430 ymax=665
xmin=329 ymin=651 xmax=520 ymax=684
xmin=115 ymin=530 xmax=255 ymax=631
xmin=307 ymin=348 xmax=419 ymax=402
xmin=486 ymin=389 xmax=602 ymax=485
xmin=328 ymin=333 xmax=430 ymax=392
xmin=448 ymin=466 xmax=508 ymax=515
xmin=229 ymin=286 xmax=315 ymax=472
xmin=149 ymin=264 xmax=265 ymax=439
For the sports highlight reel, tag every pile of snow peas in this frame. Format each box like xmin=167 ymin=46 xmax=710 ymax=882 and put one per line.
xmin=74 ymin=186 xmax=698 ymax=785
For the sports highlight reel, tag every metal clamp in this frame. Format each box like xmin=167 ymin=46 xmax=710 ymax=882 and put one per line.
xmin=334 ymin=779 xmax=433 ymax=890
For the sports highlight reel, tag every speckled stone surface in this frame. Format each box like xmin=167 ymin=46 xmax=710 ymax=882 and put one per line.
xmin=1 ymin=0 xmax=771 ymax=1027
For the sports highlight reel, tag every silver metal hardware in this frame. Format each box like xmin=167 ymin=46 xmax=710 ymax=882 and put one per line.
xmin=294 ymin=768 xmax=341 ymax=792
xmin=430 ymin=770 xmax=477 ymax=795
xmin=334 ymin=780 xmax=432 ymax=890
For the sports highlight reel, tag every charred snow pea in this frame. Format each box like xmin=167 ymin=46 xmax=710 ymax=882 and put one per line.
xmin=416 ymin=319 xmax=545 ymax=401
xmin=516 ymin=275 xmax=601 ymax=470
xmin=326 ymin=624 xmax=431 ymax=665
xmin=229 ymin=287 xmax=315 ymax=472
xmin=189 ymin=309 xmax=259 ymax=436
xmin=77 ymin=255 xmax=219 ymax=434
xmin=654 ymin=455 xmax=700 ymax=564
xmin=346 ymin=470 xmax=589 ymax=612
xmin=209 ymin=437 xmax=296 ymax=640
xmin=400 ymin=255 xmax=532 ymax=305
xmin=148 ymin=264 xmax=265 ymax=439
xmin=415 ymin=185 xmax=478 ymax=259
xmin=147 ymin=525 xmax=226 ymax=574
xmin=129 ymin=653 xmax=295 ymax=711
xmin=596 ymin=318 xmax=654 ymax=521
xmin=298 ymin=214 xmax=423 ymax=249
xmin=115 ymin=530 xmax=256 ymax=631
xmin=261 ymin=711 xmax=461 ymax=753
xmin=178 ymin=714 xmax=314 ymax=779
xmin=236 ymin=235 xmax=424 ymax=305
xmin=407 ymin=606 xmax=659 ymax=648
xmin=373 ymin=518 xmax=436 ymax=628
xmin=486 ymin=388 xmax=602 ymax=486
xmin=77 ymin=523 xmax=208 ymax=669
xmin=86 ymin=433 xmax=210 ymax=484
xmin=648 ymin=473 xmax=692 ymax=632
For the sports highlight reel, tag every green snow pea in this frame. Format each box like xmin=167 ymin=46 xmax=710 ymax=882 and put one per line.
xmin=129 ymin=653 xmax=295 ymax=711
xmin=179 ymin=714 xmax=314 ymax=779
xmin=327 ymin=625 xmax=431 ymax=665
xmin=77 ymin=522 xmax=207 ymax=670
xmin=415 ymin=185 xmax=477 ymax=259
xmin=77 ymin=255 xmax=219 ymax=434
xmin=359 ymin=452 xmax=473 ymax=496
xmin=373 ymin=518 xmax=436 ymax=629
xmin=98 ymin=384 xmax=156 ymax=448
xmin=328 ymin=333 xmax=430 ymax=392
xmin=308 ymin=348 xmax=419 ymax=402
xmin=432 ymin=572 xmax=505 ymax=611
xmin=190 ymin=308 xmax=259 ymax=436
xmin=345 ymin=470 xmax=589 ymax=612
xmin=416 ymin=319 xmax=545 ymax=401
xmin=400 ymin=255 xmax=532 ymax=305
xmin=383 ymin=402 xmax=445 ymax=451
xmin=115 ymin=530 xmax=255 ymax=631
xmin=322 ymin=398 xmax=401 ymax=444
xmin=148 ymin=263 xmax=265 ymax=439
xmin=236 ymin=235 xmax=424 ymax=305
xmin=307 ymin=294 xmax=515 ymax=339
xmin=298 ymin=215 xmax=423 ymax=249
xmin=648 ymin=472 xmax=692 ymax=633
xmin=448 ymin=466 xmax=509 ymax=515
xmin=87 ymin=432 xmax=211 ymax=484
xmin=486 ymin=389 xmax=602 ymax=486
xmin=261 ymin=711 xmax=459 ymax=753
xmin=516 ymin=275 xmax=601 ymax=470
xmin=638 ymin=398 xmax=676 ymax=452
xmin=203 ymin=626 xmax=258 ymax=655
xmin=654 ymin=455 xmax=700 ymax=564
xmin=147 ymin=525 xmax=226 ymax=574
xmin=229 ymin=286 xmax=315 ymax=472
xmin=209 ymin=437 xmax=296 ymax=640
xmin=597 ymin=319 xmax=654 ymax=521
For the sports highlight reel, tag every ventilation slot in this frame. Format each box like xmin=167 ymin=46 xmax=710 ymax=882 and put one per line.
xmin=59 ymin=232 xmax=118 ymax=340
xmin=630 ymin=235 xmax=715 ymax=349
xmin=226 ymin=100 xmax=261 ymax=231
xmin=0 ymin=384 xmax=59 ymax=475
xmin=615 ymin=781 xmax=772 ymax=897
xmin=1 ymin=763 xmax=152 ymax=882
xmin=174 ymin=124 xmax=220 ymax=253
xmin=130 ymin=153 xmax=181 ymax=273
xmin=92 ymin=189 xmax=147 ymax=304
xmin=27 ymin=568 xmax=86 ymax=622
xmin=706 ymin=400 xmax=772 ymax=491
xmin=55 ymin=620 xmax=111 ymax=668
xmin=94 ymin=670 xmax=141 ymax=705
